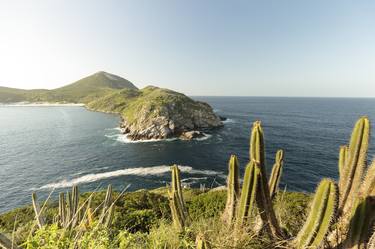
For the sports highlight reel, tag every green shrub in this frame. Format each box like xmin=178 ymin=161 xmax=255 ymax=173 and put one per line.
xmin=187 ymin=190 xmax=226 ymax=220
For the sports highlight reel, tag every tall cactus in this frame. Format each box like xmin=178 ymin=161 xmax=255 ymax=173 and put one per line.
xmin=99 ymin=184 xmax=113 ymax=224
xmin=294 ymin=179 xmax=338 ymax=249
xmin=268 ymin=149 xmax=284 ymax=199
xmin=339 ymin=117 xmax=370 ymax=214
xmin=222 ymin=155 xmax=240 ymax=224
xmin=58 ymin=192 xmax=66 ymax=227
xmin=236 ymin=160 xmax=260 ymax=227
xmin=70 ymin=185 xmax=79 ymax=228
xmin=343 ymin=196 xmax=375 ymax=249
xmin=169 ymin=165 xmax=189 ymax=230
xmin=249 ymin=121 xmax=283 ymax=238
xmin=31 ymin=192 xmax=45 ymax=229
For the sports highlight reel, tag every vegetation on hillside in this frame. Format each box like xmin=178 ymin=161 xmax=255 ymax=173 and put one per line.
xmin=1 ymin=116 xmax=374 ymax=248
xmin=0 ymin=71 xmax=137 ymax=104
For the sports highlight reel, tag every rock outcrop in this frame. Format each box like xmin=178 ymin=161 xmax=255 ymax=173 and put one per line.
xmin=115 ymin=87 xmax=222 ymax=140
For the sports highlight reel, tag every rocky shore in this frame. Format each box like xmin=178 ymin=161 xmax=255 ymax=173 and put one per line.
xmin=118 ymin=94 xmax=223 ymax=141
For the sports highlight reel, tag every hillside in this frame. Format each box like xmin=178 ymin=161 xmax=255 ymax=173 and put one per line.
xmin=0 ymin=71 xmax=137 ymax=104
xmin=87 ymin=86 xmax=222 ymax=140
xmin=0 ymin=72 xmax=222 ymax=140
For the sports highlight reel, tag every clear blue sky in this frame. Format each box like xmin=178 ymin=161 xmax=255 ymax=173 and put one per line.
xmin=0 ymin=0 xmax=374 ymax=97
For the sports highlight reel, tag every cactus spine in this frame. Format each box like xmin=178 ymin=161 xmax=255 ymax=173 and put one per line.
xmin=236 ymin=160 xmax=260 ymax=227
xmin=222 ymin=155 xmax=240 ymax=224
xmin=169 ymin=165 xmax=189 ymax=230
xmin=268 ymin=149 xmax=284 ymax=199
xmin=295 ymin=179 xmax=338 ymax=249
xmin=339 ymin=117 xmax=370 ymax=214
xmin=249 ymin=121 xmax=283 ymax=238
xmin=31 ymin=192 xmax=45 ymax=229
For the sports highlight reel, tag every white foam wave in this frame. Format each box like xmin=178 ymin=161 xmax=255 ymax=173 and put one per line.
xmin=195 ymin=133 xmax=212 ymax=141
xmin=222 ymin=118 xmax=235 ymax=124
xmin=37 ymin=165 xmax=224 ymax=189
xmin=106 ymin=132 xmax=211 ymax=143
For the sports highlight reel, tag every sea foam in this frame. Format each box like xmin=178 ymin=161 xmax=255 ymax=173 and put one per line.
xmin=38 ymin=165 xmax=224 ymax=189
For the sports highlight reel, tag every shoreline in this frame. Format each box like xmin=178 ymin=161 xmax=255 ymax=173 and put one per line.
xmin=0 ymin=102 xmax=85 ymax=107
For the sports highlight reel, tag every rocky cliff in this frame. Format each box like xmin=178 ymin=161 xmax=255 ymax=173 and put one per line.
xmin=87 ymin=86 xmax=223 ymax=140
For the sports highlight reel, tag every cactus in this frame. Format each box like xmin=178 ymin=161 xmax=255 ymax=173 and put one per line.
xmin=338 ymin=145 xmax=349 ymax=189
xmin=195 ymin=233 xmax=211 ymax=249
xmin=343 ymin=196 xmax=375 ymax=249
xmin=70 ymin=185 xmax=79 ymax=228
xmin=104 ymin=203 xmax=115 ymax=228
xmin=249 ymin=121 xmax=283 ymax=238
xmin=99 ymin=184 xmax=113 ymax=223
xmin=268 ymin=149 xmax=284 ymax=199
xmin=58 ymin=192 xmax=66 ymax=227
xmin=168 ymin=165 xmax=189 ymax=230
xmin=99 ymin=184 xmax=115 ymax=226
xmin=236 ymin=160 xmax=260 ymax=227
xmin=294 ymin=179 xmax=338 ymax=249
xmin=222 ymin=155 xmax=240 ymax=224
xmin=31 ymin=192 xmax=45 ymax=229
xmin=359 ymin=161 xmax=375 ymax=198
xmin=0 ymin=232 xmax=19 ymax=249
xmin=339 ymin=117 xmax=370 ymax=214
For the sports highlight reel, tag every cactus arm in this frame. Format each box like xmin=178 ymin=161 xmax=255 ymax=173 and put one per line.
xmin=31 ymin=192 xmax=45 ymax=229
xmin=71 ymin=185 xmax=79 ymax=228
xmin=236 ymin=161 xmax=258 ymax=227
xmin=169 ymin=165 xmax=189 ymax=230
xmin=344 ymin=197 xmax=375 ymax=249
xmin=295 ymin=179 xmax=338 ymax=249
xmin=255 ymin=161 xmax=284 ymax=238
xmin=340 ymin=117 xmax=370 ymax=213
xmin=104 ymin=203 xmax=115 ymax=228
xmin=58 ymin=192 xmax=66 ymax=227
xmin=222 ymin=155 xmax=240 ymax=224
xmin=268 ymin=150 xmax=284 ymax=199
xmin=338 ymin=145 xmax=349 ymax=189
xmin=359 ymin=161 xmax=375 ymax=198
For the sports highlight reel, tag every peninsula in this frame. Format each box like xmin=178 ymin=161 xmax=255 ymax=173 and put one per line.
xmin=0 ymin=71 xmax=223 ymax=140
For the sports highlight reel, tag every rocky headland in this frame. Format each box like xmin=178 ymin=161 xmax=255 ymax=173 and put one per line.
xmin=0 ymin=71 xmax=223 ymax=141
xmin=88 ymin=86 xmax=223 ymax=140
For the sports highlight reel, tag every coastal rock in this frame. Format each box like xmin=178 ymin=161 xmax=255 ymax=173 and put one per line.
xmin=179 ymin=130 xmax=205 ymax=140
xmin=109 ymin=86 xmax=223 ymax=141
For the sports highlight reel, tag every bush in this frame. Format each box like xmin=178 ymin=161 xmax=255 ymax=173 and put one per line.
xmin=187 ymin=190 xmax=226 ymax=220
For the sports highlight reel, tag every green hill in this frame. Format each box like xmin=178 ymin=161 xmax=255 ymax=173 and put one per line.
xmin=0 ymin=71 xmax=138 ymax=104
xmin=0 ymin=72 xmax=222 ymax=140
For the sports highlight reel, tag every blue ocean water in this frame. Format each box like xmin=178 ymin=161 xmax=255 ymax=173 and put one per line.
xmin=0 ymin=97 xmax=374 ymax=213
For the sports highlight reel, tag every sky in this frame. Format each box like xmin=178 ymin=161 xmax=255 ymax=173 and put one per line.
xmin=0 ymin=1 xmax=374 ymax=97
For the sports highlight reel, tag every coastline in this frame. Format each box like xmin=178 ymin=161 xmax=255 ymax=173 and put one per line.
xmin=0 ymin=102 xmax=85 ymax=107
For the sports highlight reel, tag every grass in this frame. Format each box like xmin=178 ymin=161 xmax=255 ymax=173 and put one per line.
xmin=0 ymin=188 xmax=311 ymax=248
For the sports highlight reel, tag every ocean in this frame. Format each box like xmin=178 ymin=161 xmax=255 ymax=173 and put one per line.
xmin=1 ymin=97 xmax=374 ymax=213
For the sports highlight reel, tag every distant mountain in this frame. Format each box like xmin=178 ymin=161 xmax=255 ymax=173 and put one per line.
xmin=0 ymin=72 xmax=222 ymax=140
xmin=50 ymin=71 xmax=138 ymax=103
xmin=0 ymin=71 xmax=138 ymax=104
